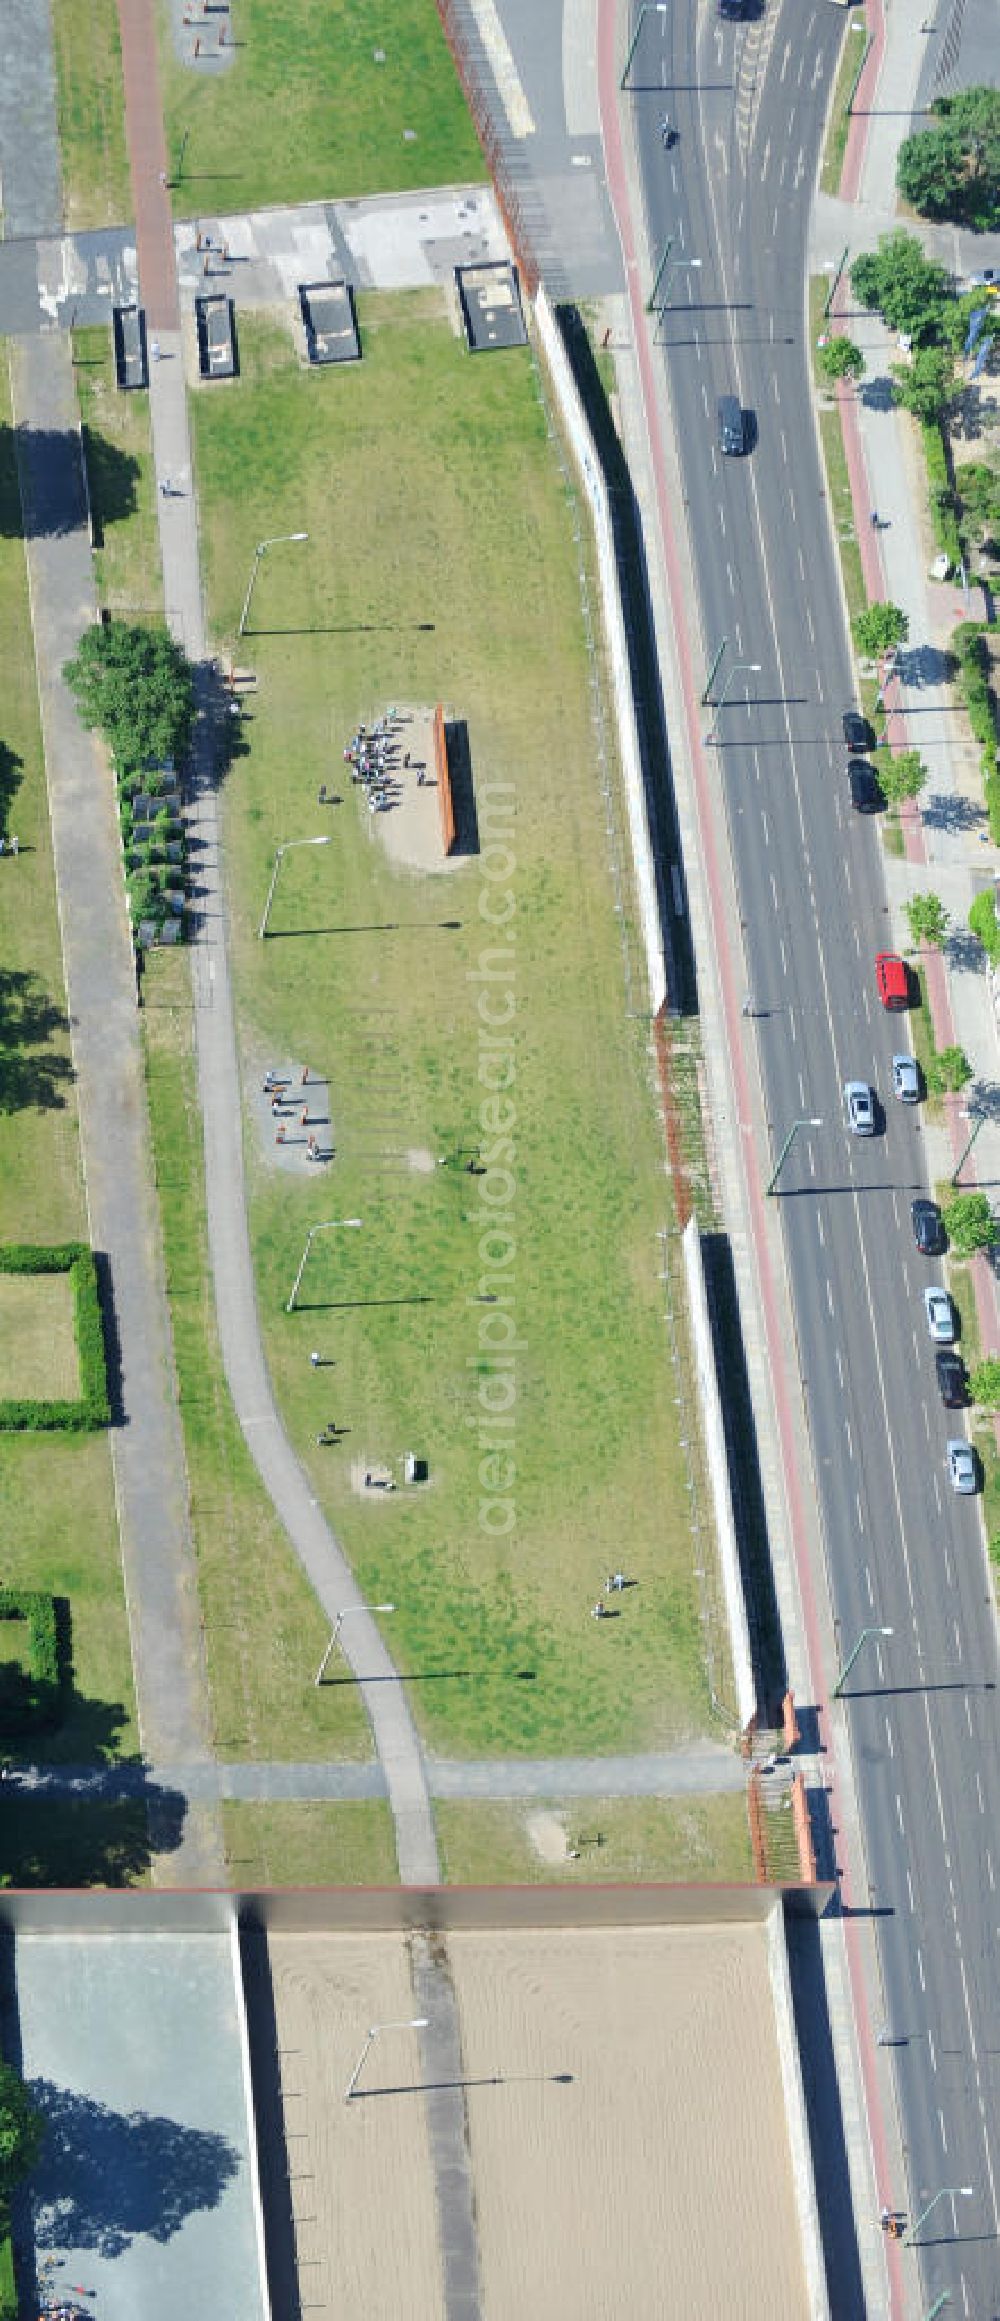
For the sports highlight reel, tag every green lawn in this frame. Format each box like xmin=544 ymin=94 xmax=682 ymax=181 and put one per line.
xmin=74 ymin=328 xmax=163 ymax=620
xmin=435 ymin=1796 xmax=753 ymax=1884
xmin=158 ymin=0 xmax=484 ymax=215
xmin=819 ymin=18 xmax=867 ymax=200
xmin=189 ymin=303 xmax=717 ymax=1759
xmin=0 ymin=1276 xmax=78 ymax=1400
xmin=223 ymin=1799 xmax=398 ymax=1885
xmin=0 ymin=356 xmax=136 ymax=1808
xmin=142 ymin=952 xmax=371 ymax=1760
xmin=51 ymin=0 xmax=131 ymax=230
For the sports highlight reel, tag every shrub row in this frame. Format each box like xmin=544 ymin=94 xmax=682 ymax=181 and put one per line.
xmin=951 ymin=622 xmax=1000 ymax=834
xmin=0 ymin=1591 xmax=62 ymax=1733
xmin=923 ymin=422 xmax=963 ymax=566
xmin=0 ymin=1245 xmax=109 ymax=1430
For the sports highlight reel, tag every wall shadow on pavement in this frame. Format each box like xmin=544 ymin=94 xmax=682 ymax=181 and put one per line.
xmin=702 ymin=1232 xmax=786 ymax=1721
xmin=783 ymin=1904 xmax=864 ymax=2318
xmin=238 ymin=1922 xmax=303 ymax=2321
xmin=554 ymin=305 xmax=697 ymax=1017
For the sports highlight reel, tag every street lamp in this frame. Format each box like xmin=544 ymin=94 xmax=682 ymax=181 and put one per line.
xmin=703 ymin=661 xmax=762 ymax=745
xmin=315 ymin=1602 xmax=395 ymax=1687
xmin=951 ymin=1106 xmax=987 ymax=1189
xmin=620 ymin=0 xmax=668 ymax=88
xmin=345 ymin=2017 xmax=429 ymax=2103
xmin=258 ymin=834 xmax=331 ymax=939
xmin=765 ymin=1116 xmax=822 ymax=1198
xmin=653 ymin=256 xmax=701 ymax=322
xmin=238 ymin=530 xmax=309 ymax=638
xmin=833 ymin=1625 xmax=893 ymax=1699
xmin=287 ymin=1218 xmax=362 ymax=1313
xmin=905 ymin=2184 xmax=973 ymax=2247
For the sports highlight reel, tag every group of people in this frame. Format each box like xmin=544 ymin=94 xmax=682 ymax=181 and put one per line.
xmin=342 ymin=713 xmax=409 ymax=815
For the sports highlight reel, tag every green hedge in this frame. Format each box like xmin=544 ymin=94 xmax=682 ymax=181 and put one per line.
xmin=923 ymin=421 xmax=963 ymax=566
xmin=0 ymin=2201 xmax=15 ymax=2321
xmin=952 ymin=622 xmax=1000 ymax=831
xmin=0 ymin=1591 xmax=62 ymax=1734
xmin=0 ymin=1245 xmax=110 ymax=1430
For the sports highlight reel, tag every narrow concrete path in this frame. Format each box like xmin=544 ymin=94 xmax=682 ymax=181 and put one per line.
xmin=115 ymin=0 xmax=440 ymax=1888
xmin=9 ymin=1742 xmax=747 ymax=1805
xmin=9 ymin=335 xmax=221 ymax=1886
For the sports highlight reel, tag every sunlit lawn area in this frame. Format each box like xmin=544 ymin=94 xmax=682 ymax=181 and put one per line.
xmin=0 ymin=1276 xmax=78 ymax=1400
xmin=51 ymin=0 xmax=131 ymax=229
xmin=157 ymin=0 xmax=484 ymax=215
xmin=189 ymin=301 xmax=717 ymax=1759
xmin=143 ymin=952 xmax=372 ymax=1760
xmin=435 ymin=1796 xmax=753 ymax=1884
xmin=223 ymin=1800 xmax=398 ymax=1886
xmin=0 ymin=354 xmax=135 ymax=1790
xmin=74 ymin=327 xmax=163 ymax=620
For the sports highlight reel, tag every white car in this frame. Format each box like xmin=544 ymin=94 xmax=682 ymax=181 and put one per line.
xmin=947 ymin=1440 xmax=976 ymax=1495
xmin=924 ymin=1286 xmax=955 ymax=1344
xmin=844 ymin=1080 xmax=875 ymax=1136
xmin=892 ymin=1054 xmax=920 ymax=1104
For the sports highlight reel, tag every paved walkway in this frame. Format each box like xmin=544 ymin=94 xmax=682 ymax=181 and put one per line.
xmin=7 ymin=1741 xmax=747 ymax=1804
xmin=114 ymin=0 xmax=440 ymax=1890
xmin=8 ymin=334 xmax=221 ymax=1887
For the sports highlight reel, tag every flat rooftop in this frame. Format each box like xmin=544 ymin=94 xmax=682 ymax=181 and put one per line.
xmin=455 ymin=260 xmax=527 ymax=351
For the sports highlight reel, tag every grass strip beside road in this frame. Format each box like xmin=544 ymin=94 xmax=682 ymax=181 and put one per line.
xmin=190 ymin=304 xmax=719 ymax=1759
xmin=74 ymin=328 xmax=163 ymax=620
xmin=435 ymin=1795 xmax=753 ymax=1884
xmin=158 ymin=0 xmax=485 ymax=215
xmin=819 ymin=20 xmax=869 ymax=200
xmin=223 ymin=1799 xmax=398 ymax=1886
xmin=51 ymin=0 xmax=131 ymax=230
xmin=142 ymin=953 xmax=371 ymax=1762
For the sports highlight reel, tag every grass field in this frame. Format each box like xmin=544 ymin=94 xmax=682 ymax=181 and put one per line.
xmin=435 ymin=1796 xmax=753 ymax=1884
xmin=223 ymin=1799 xmax=398 ymax=1885
xmin=142 ymin=951 xmax=371 ymax=1760
xmin=51 ymin=0 xmax=131 ymax=230
xmin=74 ymin=328 xmax=163 ymax=620
xmin=0 ymin=355 xmax=136 ymax=1805
xmin=0 ymin=1276 xmax=78 ymax=1400
xmin=188 ymin=302 xmax=719 ymax=1760
xmin=158 ymin=0 xmax=485 ymax=216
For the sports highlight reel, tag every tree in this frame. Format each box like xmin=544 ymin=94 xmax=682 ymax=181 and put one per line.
xmin=897 ymin=88 xmax=1000 ymax=230
xmin=878 ymin=749 xmax=927 ymax=809
xmin=970 ymin=1356 xmax=1000 ymax=1408
xmin=969 ymin=887 xmax=1000 ymax=966
xmin=955 ymin=461 xmax=1000 ymax=545
xmin=853 ymin=602 xmax=909 ymax=658
xmin=0 ymin=2063 xmax=43 ymax=2195
xmin=905 ymin=891 xmax=948 ymax=947
xmin=930 ymin=1044 xmax=972 ymax=1094
xmin=64 ymin=621 xmax=195 ymax=774
xmin=943 ymin=1191 xmax=998 ymax=1258
xmin=817 ymin=336 xmax=865 ymax=385
xmin=850 ymin=231 xmax=952 ymax=343
xmin=890 ymin=346 xmax=957 ymax=425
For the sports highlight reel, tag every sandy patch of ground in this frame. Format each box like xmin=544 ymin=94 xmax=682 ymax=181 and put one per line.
xmin=450 ymin=1926 xmax=811 ymax=2321
xmin=350 ymin=704 xmax=463 ymax=876
xmin=250 ymin=1057 xmax=334 ymax=1175
xmin=0 ymin=1273 xmax=78 ymax=1400
xmin=525 ymin=1810 xmax=572 ymax=1865
xmin=268 ymin=1934 xmax=442 ymax=2321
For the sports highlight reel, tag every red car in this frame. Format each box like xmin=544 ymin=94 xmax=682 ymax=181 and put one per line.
xmin=876 ymin=952 xmax=909 ymax=1010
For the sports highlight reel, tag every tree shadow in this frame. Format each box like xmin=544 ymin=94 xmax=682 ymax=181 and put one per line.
xmin=945 ymin=924 xmax=988 ymax=975
xmin=0 ymin=739 xmax=23 ymax=840
xmin=8 ymin=425 xmax=140 ymax=545
xmin=79 ymin=429 xmax=142 ymax=549
xmin=894 ymin=642 xmax=959 ymax=690
xmin=922 ymin=789 xmax=987 ymax=834
xmin=0 ymin=968 xmax=74 ymax=1114
xmin=966 ymin=1076 xmax=1000 ymax=1121
xmin=858 ymin=372 xmax=895 ymax=414
xmin=29 ymin=2079 xmax=239 ymax=2257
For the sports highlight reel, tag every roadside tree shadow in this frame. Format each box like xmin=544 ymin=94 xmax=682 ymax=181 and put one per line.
xmin=0 ymin=739 xmax=23 ymax=839
xmin=29 ymin=2081 xmax=239 ymax=2257
xmin=858 ymin=372 xmax=895 ymax=413
xmin=79 ymin=429 xmax=142 ymax=549
xmin=922 ymin=790 xmax=987 ymax=834
xmin=0 ymin=969 xmax=73 ymax=1114
xmin=894 ymin=643 xmax=959 ymax=690
xmin=945 ymin=925 xmax=988 ymax=975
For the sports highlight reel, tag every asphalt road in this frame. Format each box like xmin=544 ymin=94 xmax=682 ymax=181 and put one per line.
xmin=632 ymin=3 xmax=1000 ymax=2312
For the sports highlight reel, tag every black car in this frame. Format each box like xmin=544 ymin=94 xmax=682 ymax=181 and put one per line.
xmin=911 ymin=1197 xmax=944 ymax=1255
xmin=935 ymin=1348 xmax=967 ymax=1408
xmin=848 ymin=757 xmax=884 ymax=813
xmin=843 ymin=710 xmax=876 ymax=751
xmin=718 ymin=0 xmax=749 ymax=16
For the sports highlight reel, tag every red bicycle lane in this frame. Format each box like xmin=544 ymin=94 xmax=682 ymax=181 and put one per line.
xmin=117 ymin=0 xmax=180 ymax=332
xmin=596 ymin=2 xmax=904 ymax=2299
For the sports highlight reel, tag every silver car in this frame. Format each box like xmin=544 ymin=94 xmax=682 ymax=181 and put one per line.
xmin=844 ymin=1080 xmax=875 ymax=1136
xmin=947 ymin=1440 xmax=976 ymax=1494
xmin=892 ymin=1054 xmax=920 ymax=1104
xmin=924 ymin=1286 xmax=955 ymax=1343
